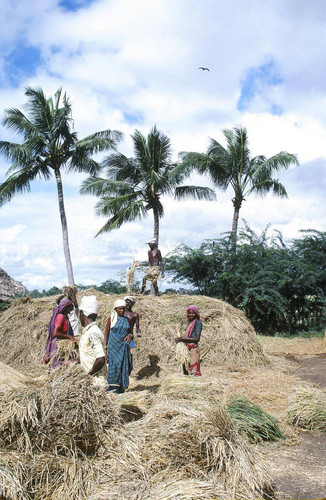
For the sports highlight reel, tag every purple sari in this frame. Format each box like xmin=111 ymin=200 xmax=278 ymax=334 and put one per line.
xmin=43 ymin=299 xmax=74 ymax=366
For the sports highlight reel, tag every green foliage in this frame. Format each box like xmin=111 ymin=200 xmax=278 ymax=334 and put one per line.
xmin=227 ymin=395 xmax=285 ymax=442
xmin=180 ymin=126 xmax=298 ymax=236
xmin=81 ymin=125 xmax=215 ymax=242
xmin=165 ymin=224 xmax=326 ymax=334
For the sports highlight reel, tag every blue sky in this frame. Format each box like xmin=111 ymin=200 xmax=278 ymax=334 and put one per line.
xmin=1 ymin=0 xmax=326 ymax=290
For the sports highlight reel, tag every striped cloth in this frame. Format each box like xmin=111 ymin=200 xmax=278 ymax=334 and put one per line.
xmin=107 ymin=316 xmax=133 ymax=393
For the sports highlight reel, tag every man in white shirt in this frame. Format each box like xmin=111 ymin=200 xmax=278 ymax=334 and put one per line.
xmin=79 ymin=295 xmax=107 ymax=388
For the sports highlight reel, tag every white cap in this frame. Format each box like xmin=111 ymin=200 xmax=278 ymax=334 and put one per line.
xmin=79 ymin=295 xmax=98 ymax=316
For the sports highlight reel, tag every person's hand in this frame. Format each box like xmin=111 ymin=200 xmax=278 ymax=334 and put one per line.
xmin=137 ymin=332 xmax=142 ymax=337
xmin=161 ymin=272 xmax=165 ymax=278
xmin=124 ymin=334 xmax=132 ymax=344
xmin=175 ymin=337 xmax=180 ymax=344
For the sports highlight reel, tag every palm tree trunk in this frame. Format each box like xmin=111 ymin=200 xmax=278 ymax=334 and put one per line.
xmin=232 ymin=206 xmax=240 ymax=236
xmin=231 ymin=197 xmax=242 ymax=238
xmin=54 ymin=168 xmax=75 ymax=285
xmin=153 ymin=206 xmax=160 ymax=245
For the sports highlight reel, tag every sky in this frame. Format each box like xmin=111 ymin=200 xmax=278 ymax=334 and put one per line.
xmin=1 ymin=0 xmax=326 ymax=291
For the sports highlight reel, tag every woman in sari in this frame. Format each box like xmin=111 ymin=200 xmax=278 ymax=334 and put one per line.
xmin=43 ymin=298 xmax=78 ymax=368
xmin=104 ymin=299 xmax=133 ymax=393
xmin=175 ymin=305 xmax=202 ymax=376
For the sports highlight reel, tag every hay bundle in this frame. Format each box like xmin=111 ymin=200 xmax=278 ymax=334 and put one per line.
xmin=175 ymin=342 xmax=190 ymax=371
xmin=0 ymin=450 xmax=100 ymax=500
xmin=159 ymin=374 xmax=221 ymax=403
xmin=0 ymin=364 xmax=120 ymax=456
xmin=53 ymin=339 xmax=79 ymax=363
xmin=101 ymin=400 xmax=274 ymax=500
xmin=227 ymin=395 xmax=285 ymax=442
xmin=287 ymin=386 xmax=326 ymax=430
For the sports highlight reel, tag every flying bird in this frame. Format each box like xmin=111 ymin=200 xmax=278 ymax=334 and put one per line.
xmin=198 ymin=66 xmax=210 ymax=71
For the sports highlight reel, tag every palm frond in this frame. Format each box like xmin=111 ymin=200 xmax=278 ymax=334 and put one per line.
xmin=0 ymin=165 xmax=50 ymax=206
xmin=81 ymin=176 xmax=133 ymax=197
xmin=95 ymin=199 xmax=147 ymax=235
xmin=174 ymin=185 xmax=216 ymax=201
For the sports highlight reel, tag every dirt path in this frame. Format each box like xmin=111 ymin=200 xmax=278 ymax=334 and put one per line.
xmin=267 ymin=352 xmax=326 ymax=500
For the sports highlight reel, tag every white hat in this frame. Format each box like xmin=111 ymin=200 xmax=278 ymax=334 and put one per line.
xmin=147 ymin=238 xmax=156 ymax=244
xmin=79 ymin=295 xmax=98 ymax=316
xmin=124 ymin=295 xmax=136 ymax=304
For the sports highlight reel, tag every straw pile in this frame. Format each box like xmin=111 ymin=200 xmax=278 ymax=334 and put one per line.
xmin=0 ymin=450 xmax=100 ymax=500
xmin=0 ymin=291 xmax=267 ymax=376
xmin=0 ymin=364 xmax=120 ymax=456
xmin=96 ymin=400 xmax=274 ymax=500
xmin=287 ymin=386 xmax=326 ymax=431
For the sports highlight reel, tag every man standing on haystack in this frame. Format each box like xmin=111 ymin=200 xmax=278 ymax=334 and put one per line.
xmin=79 ymin=295 xmax=107 ymax=388
xmin=140 ymin=239 xmax=165 ymax=295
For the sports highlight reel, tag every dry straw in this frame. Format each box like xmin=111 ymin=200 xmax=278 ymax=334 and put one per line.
xmin=98 ymin=399 xmax=274 ymax=500
xmin=175 ymin=341 xmax=190 ymax=371
xmin=0 ymin=292 xmax=268 ymax=376
xmin=0 ymin=364 xmax=121 ymax=456
xmin=287 ymin=386 xmax=326 ymax=431
xmin=0 ymin=450 xmax=100 ymax=500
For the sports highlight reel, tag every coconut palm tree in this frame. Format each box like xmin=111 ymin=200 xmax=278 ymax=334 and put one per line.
xmin=180 ymin=126 xmax=299 ymax=238
xmin=81 ymin=126 xmax=216 ymax=244
xmin=0 ymin=87 xmax=122 ymax=284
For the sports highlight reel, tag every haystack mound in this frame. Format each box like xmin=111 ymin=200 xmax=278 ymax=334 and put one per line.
xmin=0 ymin=291 xmax=267 ymax=375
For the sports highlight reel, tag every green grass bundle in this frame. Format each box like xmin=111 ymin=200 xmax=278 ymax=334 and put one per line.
xmin=287 ymin=386 xmax=326 ymax=430
xmin=227 ymin=395 xmax=285 ymax=442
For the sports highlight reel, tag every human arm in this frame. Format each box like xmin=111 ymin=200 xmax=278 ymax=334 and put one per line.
xmin=104 ymin=317 xmax=110 ymax=362
xmin=135 ymin=313 xmax=142 ymax=336
xmin=53 ymin=315 xmax=78 ymax=343
xmin=158 ymin=250 xmax=164 ymax=277
xmin=123 ymin=317 xmax=134 ymax=344
xmin=175 ymin=320 xmax=202 ymax=344
xmin=88 ymin=356 xmax=105 ymax=375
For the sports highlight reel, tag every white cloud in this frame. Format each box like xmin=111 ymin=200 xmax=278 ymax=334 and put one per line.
xmin=1 ymin=0 xmax=326 ymax=289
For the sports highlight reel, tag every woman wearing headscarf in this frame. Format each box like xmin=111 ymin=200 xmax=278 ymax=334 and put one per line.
xmin=43 ymin=299 xmax=78 ymax=367
xmin=104 ymin=299 xmax=133 ymax=393
xmin=175 ymin=305 xmax=202 ymax=376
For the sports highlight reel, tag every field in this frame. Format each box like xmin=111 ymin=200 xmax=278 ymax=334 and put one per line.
xmin=0 ymin=292 xmax=325 ymax=499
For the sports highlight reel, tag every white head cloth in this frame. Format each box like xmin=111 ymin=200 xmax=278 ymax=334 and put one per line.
xmin=147 ymin=238 xmax=156 ymax=244
xmin=124 ymin=295 xmax=136 ymax=304
xmin=79 ymin=295 xmax=98 ymax=317
xmin=110 ymin=299 xmax=126 ymax=328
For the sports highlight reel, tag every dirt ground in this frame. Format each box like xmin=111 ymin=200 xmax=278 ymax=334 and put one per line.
xmin=259 ymin=337 xmax=326 ymax=500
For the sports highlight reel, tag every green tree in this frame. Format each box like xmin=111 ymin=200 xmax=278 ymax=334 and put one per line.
xmin=81 ymin=125 xmax=216 ymax=244
xmin=180 ymin=126 xmax=298 ymax=237
xmin=0 ymin=87 xmax=122 ymax=284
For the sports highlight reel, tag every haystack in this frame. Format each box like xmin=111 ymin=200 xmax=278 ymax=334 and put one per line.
xmin=0 ymin=291 xmax=267 ymax=376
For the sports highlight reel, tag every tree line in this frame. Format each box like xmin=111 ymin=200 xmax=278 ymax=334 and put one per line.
xmin=0 ymin=87 xmax=298 ymax=285
xmin=165 ymin=224 xmax=326 ymax=335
